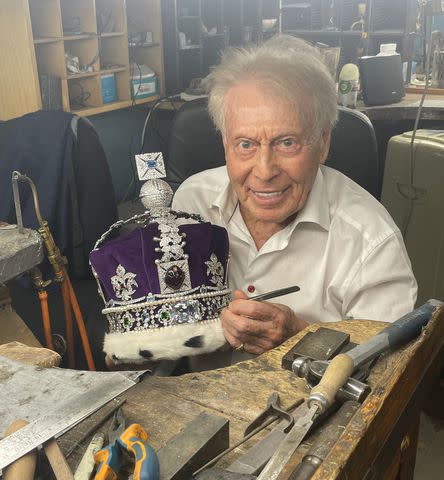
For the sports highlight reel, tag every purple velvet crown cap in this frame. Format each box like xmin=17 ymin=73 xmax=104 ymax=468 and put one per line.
xmin=89 ymin=221 xmax=229 ymax=303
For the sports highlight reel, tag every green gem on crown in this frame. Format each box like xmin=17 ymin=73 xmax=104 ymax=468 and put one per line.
xmin=161 ymin=311 xmax=170 ymax=321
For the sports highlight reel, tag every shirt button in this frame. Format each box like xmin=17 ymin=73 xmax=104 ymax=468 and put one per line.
xmin=247 ymin=285 xmax=255 ymax=293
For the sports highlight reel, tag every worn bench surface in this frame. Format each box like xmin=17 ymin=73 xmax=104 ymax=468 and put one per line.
xmin=60 ymin=310 xmax=444 ymax=480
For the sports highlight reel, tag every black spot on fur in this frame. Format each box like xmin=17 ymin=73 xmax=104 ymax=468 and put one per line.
xmin=112 ymin=354 xmax=119 ymax=362
xmin=139 ymin=349 xmax=154 ymax=359
xmin=184 ymin=336 xmax=204 ymax=348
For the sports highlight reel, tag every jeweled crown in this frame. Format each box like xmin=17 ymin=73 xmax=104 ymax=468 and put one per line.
xmin=89 ymin=208 xmax=231 ymax=363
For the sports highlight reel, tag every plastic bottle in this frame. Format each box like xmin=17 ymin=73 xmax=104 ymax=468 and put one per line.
xmin=338 ymin=63 xmax=359 ymax=108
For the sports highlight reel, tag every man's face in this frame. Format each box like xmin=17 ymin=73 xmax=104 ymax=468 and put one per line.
xmin=223 ymin=81 xmax=330 ymax=230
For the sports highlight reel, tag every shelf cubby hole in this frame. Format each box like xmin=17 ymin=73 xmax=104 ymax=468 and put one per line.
xmin=68 ymin=75 xmax=101 ymax=110
xmin=96 ymin=0 xmax=127 ymax=35
xmin=130 ymin=44 xmax=164 ymax=96
xmin=60 ymin=0 xmax=97 ymax=36
xmin=127 ymin=0 xmax=162 ymax=46
xmin=99 ymin=36 xmax=130 ymax=70
xmin=29 ymin=0 xmax=62 ymax=39
xmin=64 ymin=37 xmax=100 ymax=78
xmin=35 ymin=41 xmax=66 ymax=78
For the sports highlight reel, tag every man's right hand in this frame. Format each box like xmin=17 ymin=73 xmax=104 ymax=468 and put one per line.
xmin=221 ymin=289 xmax=308 ymax=355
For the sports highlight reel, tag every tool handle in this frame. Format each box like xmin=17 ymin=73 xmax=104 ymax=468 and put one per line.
xmin=118 ymin=424 xmax=160 ymax=480
xmin=3 ymin=420 xmax=37 ymax=480
xmin=288 ymin=460 xmax=319 ymax=480
xmin=308 ymin=354 xmax=354 ymax=414
xmin=347 ymin=300 xmax=441 ymax=369
xmin=249 ymin=285 xmax=300 ymax=302
xmin=380 ymin=300 xmax=439 ymax=347
xmin=43 ymin=439 xmax=75 ymax=480
xmin=93 ymin=442 xmax=121 ymax=480
xmin=74 ymin=432 xmax=105 ymax=480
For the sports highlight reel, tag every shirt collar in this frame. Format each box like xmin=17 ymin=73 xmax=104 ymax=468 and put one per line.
xmin=293 ymin=167 xmax=330 ymax=232
xmin=212 ymin=170 xmax=238 ymax=225
xmin=211 ymin=166 xmax=330 ymax=231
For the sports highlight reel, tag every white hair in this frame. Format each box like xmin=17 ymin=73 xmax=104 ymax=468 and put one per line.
xmin=204 ymin=35 xmax=338 ymax=142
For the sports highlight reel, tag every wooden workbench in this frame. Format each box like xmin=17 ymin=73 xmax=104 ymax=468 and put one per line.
xmin=60 ymin=309 xmax=444 ymax=480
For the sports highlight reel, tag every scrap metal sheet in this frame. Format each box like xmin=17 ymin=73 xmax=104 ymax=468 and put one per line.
xmin=0 ymin=356 xmax=143 ymax=468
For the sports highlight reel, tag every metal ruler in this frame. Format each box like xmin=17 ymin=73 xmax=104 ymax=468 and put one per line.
xmin=0 ymin=373 xmax=137 ymax=469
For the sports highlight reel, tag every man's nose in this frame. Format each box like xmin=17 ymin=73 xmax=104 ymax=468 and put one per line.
xmin=253 ymin=145 xmax=279 ymax=181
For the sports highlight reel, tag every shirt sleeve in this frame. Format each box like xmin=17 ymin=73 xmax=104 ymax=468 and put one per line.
xmin=172 ymin=180 xmax=203 ymax=215
xmin=171 ymin=184 xmax=188 ymax=211
xmin=342 ymin=231 xmax=418 ymax=322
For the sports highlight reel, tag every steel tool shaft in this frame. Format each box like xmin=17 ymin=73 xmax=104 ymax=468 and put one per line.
xmin=256 ymin=403 xmax=319 ymax=480
xmin=288 ymin=401 xmax=360 ymax=480
xmin=256 ymin=300 xmax=442 ymax=480
xmin=308 ymin=299 xmax=442 ymax=415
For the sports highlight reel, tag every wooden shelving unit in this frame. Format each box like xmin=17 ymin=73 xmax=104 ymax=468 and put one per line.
xmin=0 ymin=0 xmax=42 ymax=121
xmin=0 ymin=0 xmax=164 ymax=120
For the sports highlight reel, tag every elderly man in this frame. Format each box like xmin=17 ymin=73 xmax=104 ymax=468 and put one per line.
xmin=172 ymin=35 xmax=417 ymax=366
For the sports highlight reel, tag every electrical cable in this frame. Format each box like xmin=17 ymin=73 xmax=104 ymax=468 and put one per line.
xmin=119 ymin=94 xmax=181 ymax=204
xmin=402 ymin=11 xmax=435 ymax=237
xmin=69 ymin=81 xmax=91 ymax=108
xmin=130 ymin=61 xmax=143 ymax=107
xmin=139 ymin=95 xmax=181 ymax=154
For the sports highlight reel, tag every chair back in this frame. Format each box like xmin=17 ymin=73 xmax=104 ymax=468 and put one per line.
xmin=166 ymin=98 xmax=380 ymax=198
xmin=0 ymin=110 xmax=117 ymax=278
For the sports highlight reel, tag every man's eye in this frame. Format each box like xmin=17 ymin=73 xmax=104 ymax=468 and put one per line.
xmin=275 ymin=137 xmax=302 ymax=153
xmin=240 ymin=140 xmax=253 ymax=149
xmin=282 ymin=138 xmax=296 ymax=147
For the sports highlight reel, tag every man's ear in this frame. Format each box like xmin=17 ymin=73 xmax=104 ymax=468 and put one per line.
xmin=319 ymin=130 xmax=332 ymax=165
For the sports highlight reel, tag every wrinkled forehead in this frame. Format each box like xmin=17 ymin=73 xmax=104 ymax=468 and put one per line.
xmin=221 ymin=77 xmax=315 ymax=138
xmin=222 ymin=79 xmax=315 ymax=141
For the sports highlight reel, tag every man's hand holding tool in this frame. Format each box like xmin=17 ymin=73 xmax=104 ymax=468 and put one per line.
xmin=222 ymin=285 xmax=305 ymax=354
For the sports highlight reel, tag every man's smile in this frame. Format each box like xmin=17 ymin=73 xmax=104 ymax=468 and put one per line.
xmin=250 ymin=186 xmax=290 ymax=202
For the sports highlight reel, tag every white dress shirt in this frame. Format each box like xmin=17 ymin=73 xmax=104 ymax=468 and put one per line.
xmin=172 ymin=165 xmax=417 ymax=327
